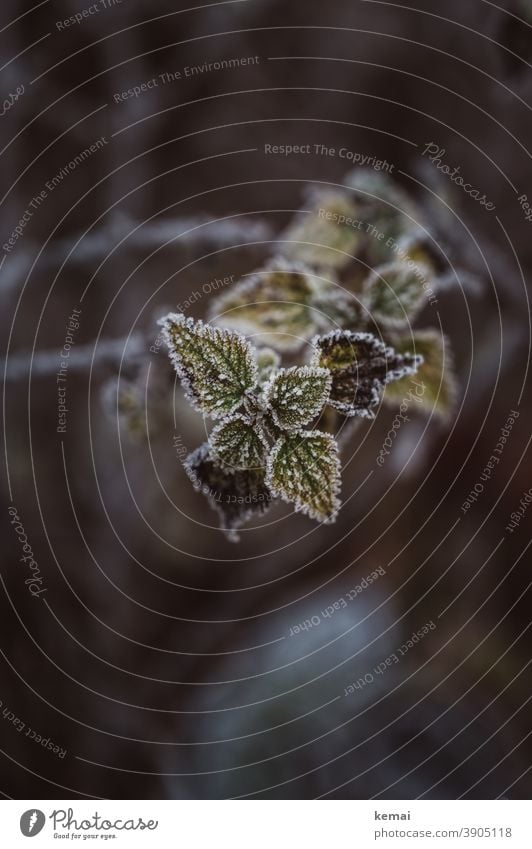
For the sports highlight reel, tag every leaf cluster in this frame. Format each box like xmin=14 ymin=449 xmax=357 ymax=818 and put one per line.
xmin=110 ymin=168 xmax=459 ymax=540
xmin=159 ymin=314 xmax=419 ymax=538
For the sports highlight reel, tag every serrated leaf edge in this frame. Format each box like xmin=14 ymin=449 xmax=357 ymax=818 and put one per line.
xmin=265 ymin=430 xmax=341 ymax=524
xmin=384 ymin=329 xmax=456 ymax=420
xmin=361 ymin=261 xmax=427 ymax=327
xmin=210 ymin=412 xmax=269 ymax=470
xmin=158 ymin=312 xmax=258 ymax=419
xmin=310 ymin=329 xmax=422 ymax=384
xmin=184 ymin=443 xmax=274 ymax=541
xmin=207 ymin=258 xmax=317 ymax=322
xmin=309 ymin=329 xmax=421 ymax=417
xmin=263 ymin=365 xmax=332 ymax=431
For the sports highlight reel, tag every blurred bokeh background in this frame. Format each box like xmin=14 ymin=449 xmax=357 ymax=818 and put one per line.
xmin=1 ymin=0 xmax=531 ymax=799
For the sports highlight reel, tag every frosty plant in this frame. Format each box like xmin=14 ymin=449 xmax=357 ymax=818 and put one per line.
xmin=110 ymin=168 xmax=458 ymax=540
xmin=159 ymin=314 xmax=421 ymax=540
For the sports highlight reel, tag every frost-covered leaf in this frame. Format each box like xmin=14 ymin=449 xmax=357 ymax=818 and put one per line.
xmin=208 ymin=260 xmax=318 ymax=352
xmin=255 ymin=347 xmax=281 ymax=384
xmin=185 ymin=443 xmax=273 ymax=541
xmin=210 ymin=413 xmax=268 ymax=470
xmin=210 ymin=260 xmax=359 ymax=351
xmin=264 ymin=366 xmax=332 ymax=431
xmin=311 ymin=329 xmax=421 ymax=418
xmin=362 ymin=261 xmax=426 ymax=325
xmin=311 ymin=278 xmax=360 ymax=330
xmin=159 ymin=313 xmax=257 ymax=419
xmin=396 ymin=230 xmax=446 ymax=278
xmin=280 ymin=190 xmax=362 ymax=268
xmin=266 ymin=431 xmax=341 ymax=523
xmin=346 ymin=169 xmax=419 ymax=264
xmin=384 ymin=330 xmax=456 ymax=418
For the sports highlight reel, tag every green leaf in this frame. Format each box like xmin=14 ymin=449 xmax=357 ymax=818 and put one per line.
xmin=396 ymin=230 xmax=446 ymax=278
xmin=310 ymin=277 xmax=360 ymax=330
xmin=263 ymin=366 xmax=332 ymax=431
xmin=311 ymin=329 xmax=421 ymax=418
xmin=346 ymin=169 xmax=419 ymax=264
xmin=266 ymin=431 xmax=341 ymax=523
xmin=255 ymin=347 xmax=281 ymax=385
xmin=384 ymin=330 xmax=456 ymax=418
xmin=280 ymin=190 xmax=362 ymax=268
xmin=208 ymin=261 xmax=318 ymax=352
xmin=159 ymin=313 xmax=257 ymax=419
xmin=362 ymin=261 xmax=426 ymax=325
xmin=210 ymin=413 xmax=269 ymax=470
xmin=185 ymin=443 xmax=273 ymax=541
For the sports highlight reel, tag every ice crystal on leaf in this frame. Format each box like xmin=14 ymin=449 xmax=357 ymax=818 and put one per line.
xmin=263 ymin=366 xmax=332 ymax=431
xmin=159 ymin=313 xmax=257 ymax=419
xmin=362 ymin=261 xmax=426 ymax=325
xmin=161 ymin=314 xmax=340 ymax=537
xmin=266 ymin=431 xmax=341 ymax=523
xmin=311 ymin=329 xmax=422 ymax=418
xmin=210 ymin=413 xmax=269 ymax=470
